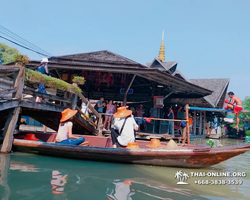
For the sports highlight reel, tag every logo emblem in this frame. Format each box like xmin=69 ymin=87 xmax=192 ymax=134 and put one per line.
xmin=174 ymin=170 xmax=190 ymax=185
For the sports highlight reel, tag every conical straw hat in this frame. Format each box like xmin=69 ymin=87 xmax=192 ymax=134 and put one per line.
xmin=165 ymin=139 xmax=179 ymax=149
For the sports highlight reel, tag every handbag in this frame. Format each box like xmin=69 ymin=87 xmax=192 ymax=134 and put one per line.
xmin=119 ymin=117 xmax=129 ymax=135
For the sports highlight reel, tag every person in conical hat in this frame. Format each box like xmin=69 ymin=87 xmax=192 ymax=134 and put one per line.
xmin=111 ymin=106 xmax=139 ymax=148
xmin=55 ymin=108 xmax=85 ymax=145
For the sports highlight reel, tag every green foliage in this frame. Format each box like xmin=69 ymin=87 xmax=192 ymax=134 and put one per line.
xmin=0 ymin=43 xmax=19 ymax=64
xmin=25 ymin=70 xmax=82 ymax=94
xmin=245 ymin=136 xmax=250 ymax=143
xmin=72 ymin=76 xmax=85 ymax=85
xmin=245 ymin=130 xmax=250 ymax=136
xmin=15 ymin=54 xmax=30 ymax=64
xmin=206 ymin=139 xmax=215 ymax=147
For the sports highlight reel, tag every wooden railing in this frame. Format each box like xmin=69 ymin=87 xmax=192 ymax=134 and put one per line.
xmin=97 ymin=112 xmax=189 ymax=144
xmin=23 ymin=89 xmax=71 ymax=104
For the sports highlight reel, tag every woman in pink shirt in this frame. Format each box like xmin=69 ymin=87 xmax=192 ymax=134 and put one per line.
xmin=103 ymin=100 xmax=115 ymax=131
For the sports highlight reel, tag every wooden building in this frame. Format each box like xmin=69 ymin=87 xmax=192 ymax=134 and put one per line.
xmin=144 ymin=34 xmax=230 ymax=136
xmin=26 ymin=50 xmax=212 ymax=105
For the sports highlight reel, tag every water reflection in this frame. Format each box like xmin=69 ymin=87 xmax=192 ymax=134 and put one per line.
xmin=0 ymin=154 xmax=11 ymax=200
xmin=0 ymin=153 xmax=206 ymax=200
xmin=51 ymin=171 xmax=68 ymax=194
xmin=106 ymin=180 xmax=135 ymax=200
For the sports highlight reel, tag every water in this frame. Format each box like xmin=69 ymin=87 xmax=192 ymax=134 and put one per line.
xmin=0 ymin=138 xmax=250 ymax=200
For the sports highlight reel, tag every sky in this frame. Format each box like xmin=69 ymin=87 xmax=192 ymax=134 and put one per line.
xmin=1 ymin=0 xmax=250 ymax=100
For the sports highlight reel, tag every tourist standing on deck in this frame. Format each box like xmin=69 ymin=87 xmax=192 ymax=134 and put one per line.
xmin=103 ymin=100 xmax=115 ymax=131
xmin=111 ymin=107 xmax=138 ymax=148
xmin=36 ymin=58 xmax=49 ymax=102
xmin=96 ymin=97 xmax=105 ymax=113
xmin=167 ymin=108 xmax=174 ymax=136
xmin=36 ymin=58 xmax=49 ymax=133
xmin=55 ymin=108 xmax=85 ymax=145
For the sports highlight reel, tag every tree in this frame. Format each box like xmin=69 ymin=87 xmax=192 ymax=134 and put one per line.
xmin=230 ymin=97 xmax=250 ymax=129
xmin=241 ymin=97 xmax=250 ymax=122
xmin=0 ymin=43 xmax=19 ymax=65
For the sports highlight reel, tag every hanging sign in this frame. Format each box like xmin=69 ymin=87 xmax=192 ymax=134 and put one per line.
xmin=154 ymin=96 xmax=164 ymax=105
xmin=120 ymin=88 xmax=134 ymax=94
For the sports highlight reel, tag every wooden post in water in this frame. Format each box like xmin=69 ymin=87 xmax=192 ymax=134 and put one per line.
xmin=0 ymin=154 xmax=11 ymax=200
xmin=199 ymin=111 xmax=202 ymax=135
xmin=192 ymin=110 xmax=197 ymax=135
xmin=203 ymin=111 xmax=206 ymax=135
xmin=1 ymin=63 xmax=25 ymax=153
xmin=185 ymin=104 xmax=190 ymax=144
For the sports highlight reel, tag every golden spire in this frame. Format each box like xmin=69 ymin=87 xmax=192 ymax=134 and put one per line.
xmin=158 ymin=30 xmax=165 ymax=62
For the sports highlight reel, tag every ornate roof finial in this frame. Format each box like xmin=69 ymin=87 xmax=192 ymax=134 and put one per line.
xmin=158 ymin=30 xmax=165 ymax=62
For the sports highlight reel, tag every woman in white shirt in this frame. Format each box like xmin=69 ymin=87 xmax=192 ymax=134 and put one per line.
xmin=55 ymin=108 xmax=85 ymax=145
xmin=111 ymin=107 xmax=138 ymax=148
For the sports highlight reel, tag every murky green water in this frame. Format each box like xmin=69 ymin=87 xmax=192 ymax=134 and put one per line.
xmin=0 ymin=138 xmax=250 ymax=200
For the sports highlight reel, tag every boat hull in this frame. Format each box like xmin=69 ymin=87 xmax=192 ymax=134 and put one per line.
xmin=13 ymin=139 xmax=250 ymax=168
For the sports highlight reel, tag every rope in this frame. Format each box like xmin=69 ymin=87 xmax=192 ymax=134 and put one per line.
xmin=136 ymin=117 xmax=188 ymax=122
xmin=188 ymin=106 xmax=250 ymax=113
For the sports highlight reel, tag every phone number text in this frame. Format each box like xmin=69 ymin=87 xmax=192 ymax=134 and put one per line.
xmin=194 ymin=180 xmax=243 ymax=185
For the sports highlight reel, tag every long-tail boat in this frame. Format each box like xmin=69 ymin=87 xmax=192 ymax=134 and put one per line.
xmin=12 ymin=132 xmax=250 ymax=168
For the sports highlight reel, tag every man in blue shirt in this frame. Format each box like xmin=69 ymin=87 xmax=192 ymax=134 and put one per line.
xmin=97 ymin=97 xmax=105 ymax=113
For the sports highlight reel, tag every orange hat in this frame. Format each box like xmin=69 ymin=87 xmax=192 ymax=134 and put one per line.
xmin=24 ymin=133 xmax=40 ymax=141
xmin=146 ymin=139 xmax=164 ymax=148
xmin=60 ymin=108 xmax=77 ymax=122
xmin=113 ymin=106 xmax=132 ymax=118
xmin=126 ymin=142 xmax=139 ymax=149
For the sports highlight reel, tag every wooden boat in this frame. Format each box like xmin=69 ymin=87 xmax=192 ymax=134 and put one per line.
xmin=12 ymin=132 xmax=250 ymax=168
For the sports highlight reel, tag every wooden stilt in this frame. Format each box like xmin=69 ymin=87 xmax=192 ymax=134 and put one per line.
xmin=192 ymin=110 xmax=197 ymax=135
xmin=203 ymin=111 xmax=206 ymax=134
xmin=1 ymin=107 xmax=21 ymax=153
xmin=0 ymin=154 xmax=11 ymax=200
xmin=1 ymin=63 xmax=25 ymax=153
xmin=185 ymin=104 xmax=190 ymax=144
xmin=199 ymin=111 xmax=202 ymax=135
